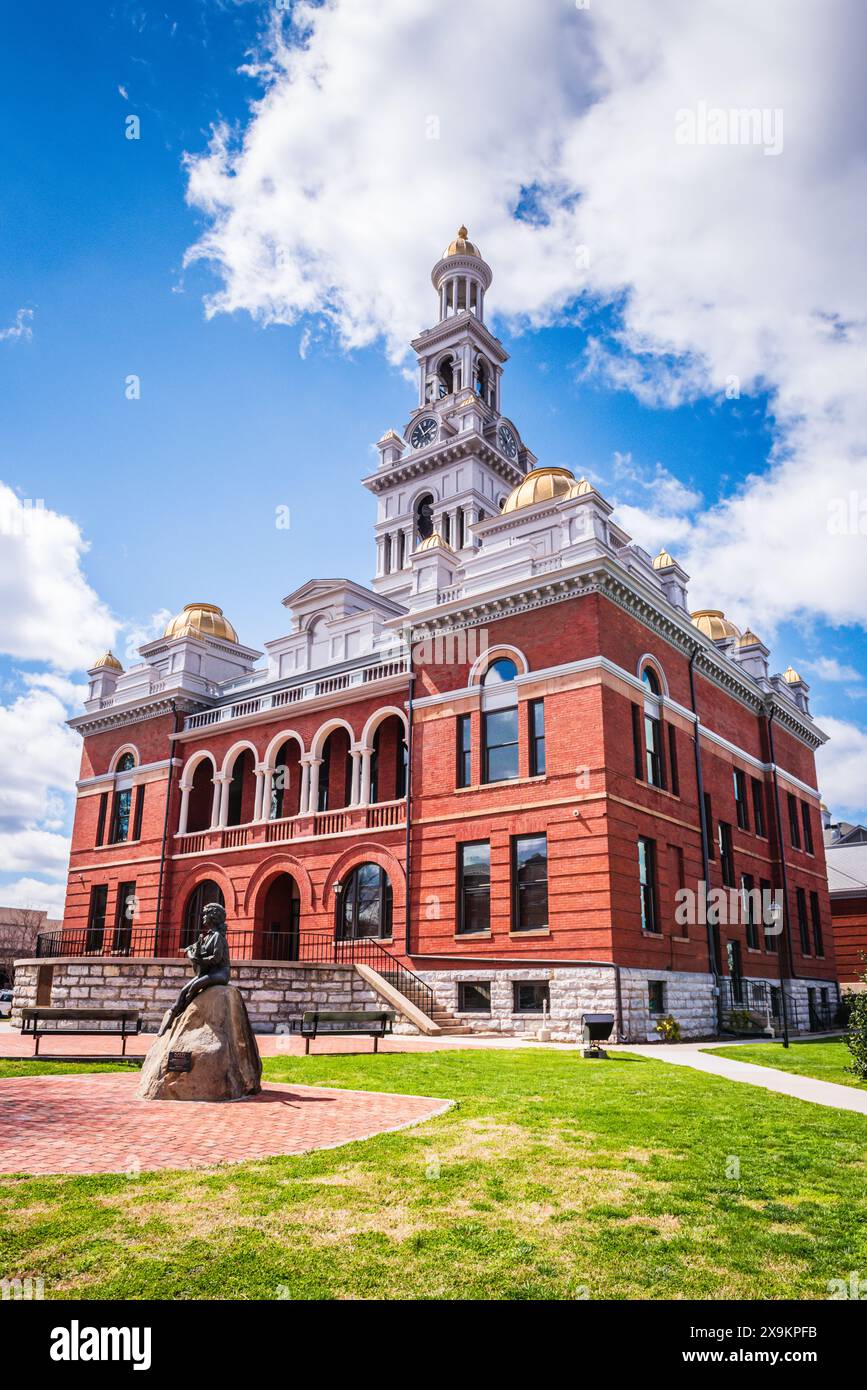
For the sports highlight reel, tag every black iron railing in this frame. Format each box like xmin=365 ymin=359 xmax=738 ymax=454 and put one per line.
xmin=333 ymin=936 xmax=435 ymax=1018
xmin=34 ymin=927 xmax=435 ymax=1017
xmin=720 ymin=978 xmax=837 ymax=1034
xmin=719 ymin=978 xmax=778 ymax=1033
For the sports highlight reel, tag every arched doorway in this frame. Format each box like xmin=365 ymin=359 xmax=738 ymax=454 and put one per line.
xmin=336 ymin=863 xmax=393 ymax=940
xmin=318 ymin=727 xmax=352 ymax=812
xmin=183 ymin=879 xmax=225 ymax=948
xmin=226 ymin=749 xmax=255 ymax=826
xmin=269 ymin=739 xmax=301 ymax=821
xmin=415 ymin=492 xmax=434 ymax=543
xmin=186 ymin=758 xmax=214 ymax=833
xmin=259 ymin=874 xmax=301 ymax=961
xmin=370 ymin=715 xmax=408 ymax=803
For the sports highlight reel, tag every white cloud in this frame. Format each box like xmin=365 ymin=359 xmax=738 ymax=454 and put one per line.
xmin=0 ymin=683 xmax=82 ymax=834
xmin=0 ymin=488 xmax=116 ymax=910
xmin=184 ymin=0 xmax=867 ymax=638
xmin=0 ymin=308 xmax=33 ymax=343
xmin=0 ymin=679 xmax=81 ymax=912
xmin=815 ymin=714 xmax=867 ymax=820
xmin=0 ymin=483 xmax=116 ymax=670
xmin=121 ymin=609 xmax=173 ymax=666
xmin=0 ymin=828 xmax=71 ymax=876
xmin=0 ymin=877 xmax=66 ymax=917
xmin=803 ymin=657 xmax=863 ymax=683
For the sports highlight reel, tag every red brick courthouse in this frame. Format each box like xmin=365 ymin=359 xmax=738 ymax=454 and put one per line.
xmin=20 ymin=230 xmax=840 ymax=1041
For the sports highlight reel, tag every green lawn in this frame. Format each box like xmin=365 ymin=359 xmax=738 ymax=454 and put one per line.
xmin=708 ymin=1038 xmax=865 ymax=1090
xmin=1 ymin=1049 xmax=865 ymax=1300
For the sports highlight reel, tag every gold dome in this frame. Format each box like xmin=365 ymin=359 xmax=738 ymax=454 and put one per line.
xmin=571 ymin=477 xmax=594 ymax=497
xmin=502 ymin=467 xmax=579 ymax=514
xmin=92 ymin=650 xmax=123 ymax=671
xmin=163 ymin=602 xmax=239 ymax=644
xmin=782 ymin=664 xmax=803 ymax=684
xmin=737 ymin=628 xmax=763 ymax=648
xmin=652 ymin=548 xmax=676 ymax=570
xmin=691 ymin=609 xmax=741 ymax=642
xmin=443 ymin=225 xmax=481 ymax=259
xmin=418 ymin=531 xmax=454 ymax=552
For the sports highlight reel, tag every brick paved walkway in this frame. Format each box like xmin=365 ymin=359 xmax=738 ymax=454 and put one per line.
xmin=0 ymin=1073 xmax=452 ymax=1175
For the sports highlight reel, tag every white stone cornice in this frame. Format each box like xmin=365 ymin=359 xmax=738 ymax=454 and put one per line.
xmin=76 ymin=757 xmax=182 ymax=790
xmin=68 ymin=698 xmax=202 ymax=739
xmin=362 ymin=434 xmax=523 ymax=494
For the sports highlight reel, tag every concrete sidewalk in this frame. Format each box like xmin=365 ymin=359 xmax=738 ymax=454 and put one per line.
xmin=612 ymin=1041 xmax=867 ymax=1117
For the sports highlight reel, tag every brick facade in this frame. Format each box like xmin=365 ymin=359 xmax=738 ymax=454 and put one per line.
xmin=38 ymin=236 xmax=840 ymax=1043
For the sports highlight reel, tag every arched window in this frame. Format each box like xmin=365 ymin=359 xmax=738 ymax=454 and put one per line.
xmin=415 ymin=492 xmax=435 ymax=543
xmin=641 ymin=667 xmax=666 ymax=788
xmin=183 ymin=880 xmax=225 ymax=947
xmin=437 ymin=357 xmax=454 ymax=397
xmin=337 ymin=863 xmax=393 ymax=940
xmin=483 ymin=657 xmax=518 ymax=685
xmin=642 ymin=666 xmax=661 ymax=695
xmin=474 ymin=357 xmax=489 ymax=401
xmin=115 ymin=751 xmax=135 ymax=773
xmin=481 ymin=658 xmax=519 ymax=783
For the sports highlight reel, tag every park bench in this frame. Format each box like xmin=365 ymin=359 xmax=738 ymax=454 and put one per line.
xmin=20 ymin=1006 xmax=142 ymax=1057
xmin=297 ymin=1009 xmax=394 ymax=1054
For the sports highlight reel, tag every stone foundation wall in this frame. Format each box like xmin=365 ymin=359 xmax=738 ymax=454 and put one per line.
xmin=11 ymin=957 xmax=839 ymax=1043
xmin=415 ymin=964 xmax=718 ymax=1042
xmin=414 ymin=965 xmax=836 ymax=1042
xmin=10 ymin=958 xmax=418 ymax=1035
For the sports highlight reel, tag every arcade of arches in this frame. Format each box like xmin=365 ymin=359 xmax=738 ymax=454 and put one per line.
xmin=178 ymin=715 xmax=407 ymax=834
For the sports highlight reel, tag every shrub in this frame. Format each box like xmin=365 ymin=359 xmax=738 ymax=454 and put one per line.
xmin=728 ymin=1009 xmax=755 ymax=1033
xmin=655 ymin=1014 xmax=681 ymax=1042
xmin=844 ymin=977 xmax=867 ymax=1081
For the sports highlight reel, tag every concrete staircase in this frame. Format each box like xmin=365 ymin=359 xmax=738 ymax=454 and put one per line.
xmin=366 ymin=966 xmax=475 ymax=1036
xmin=426 ymin=1000 xmax=475 ymax=1036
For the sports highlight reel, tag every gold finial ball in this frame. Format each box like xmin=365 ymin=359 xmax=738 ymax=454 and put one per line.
xmin=92 ymin=650 xmax=123 ymax=672
xmin=691 ymin=609 xmax=741 ymax=642
xmin=444 ymin=225 xmax=481 ymax=259
xmin=502 ymin=467 xmax=579 ymax=513
xmin=163 ymin=602 xmax=239 ymax=644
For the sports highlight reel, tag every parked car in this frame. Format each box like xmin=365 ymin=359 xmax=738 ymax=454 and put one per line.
xmin=0 ymin=990 xmax=14 ymax=1018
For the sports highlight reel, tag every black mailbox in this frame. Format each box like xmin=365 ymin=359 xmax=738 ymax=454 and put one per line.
xmin=581 ymin=1011 xmax=614 ymax=1058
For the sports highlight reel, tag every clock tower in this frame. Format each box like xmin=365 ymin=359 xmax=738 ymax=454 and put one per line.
xmin=364 ymin=227 xmax=535 ymax=605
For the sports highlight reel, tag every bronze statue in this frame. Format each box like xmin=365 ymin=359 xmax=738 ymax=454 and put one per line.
xmin=157 ymin=902 xmax=231 ymax=1036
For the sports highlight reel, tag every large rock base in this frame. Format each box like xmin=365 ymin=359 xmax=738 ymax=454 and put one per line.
xmin=138 ymin=985 xmax=262 ymax=1102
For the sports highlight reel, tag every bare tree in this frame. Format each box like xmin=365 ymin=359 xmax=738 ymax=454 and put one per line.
xmin=0 ymin=908 xmax=46 ymax=987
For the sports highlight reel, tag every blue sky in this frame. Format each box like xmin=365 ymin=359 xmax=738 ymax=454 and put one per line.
xmin=1 ymin=0 xmax=865 ymax=913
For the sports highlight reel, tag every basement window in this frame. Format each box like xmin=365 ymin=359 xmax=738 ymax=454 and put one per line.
xmin=457 ymin=982 xmax=491 ymax=1013
xmin=513 ymin=981 xmax=550 ymax=1014
xmin=648 ymin=980 xmax=666 ymax=1015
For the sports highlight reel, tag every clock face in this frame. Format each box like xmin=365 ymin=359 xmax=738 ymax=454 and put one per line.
xmin=410 ymin=416 xmax=438 ymax=450
xmin=498 ymin=424 xmax=518 ymax=459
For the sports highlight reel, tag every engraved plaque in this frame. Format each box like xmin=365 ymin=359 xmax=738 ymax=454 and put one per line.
xmin=167 ymin=1051 xmax=193 ymax=1073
